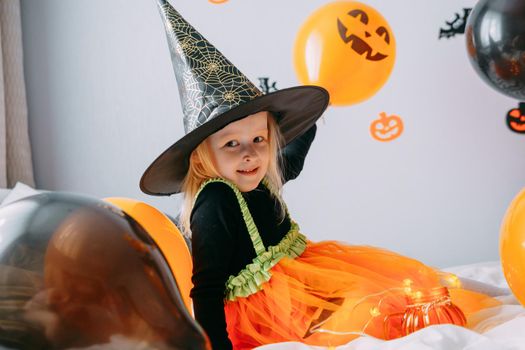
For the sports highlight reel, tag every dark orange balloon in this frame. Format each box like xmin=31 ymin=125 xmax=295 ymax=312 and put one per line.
xmin=104 ymin=197 xmax=193 ymax=314
xmin=500 ymin=188 xmax=525 ymax=306
xmin=294 ymin=1 xmax=396 ymax=106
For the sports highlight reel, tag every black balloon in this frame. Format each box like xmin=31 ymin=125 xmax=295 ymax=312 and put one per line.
xmin=466 ymin=0 xmax=525 ymax=99
xmin=0 ymin=192 xmax=210 ymax=350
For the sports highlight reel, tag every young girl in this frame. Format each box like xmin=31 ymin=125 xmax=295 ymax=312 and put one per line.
xmin=182 ymin=112 xmax=502 ymax=350
xmin=141 ymin=1 xmax=502 ymax=349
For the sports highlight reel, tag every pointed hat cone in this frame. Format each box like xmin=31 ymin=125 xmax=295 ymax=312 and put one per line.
xmin=141 ymin=0 xmax=329 ymax=195
xmin=155 ymin=0 xmax=263 ymax=134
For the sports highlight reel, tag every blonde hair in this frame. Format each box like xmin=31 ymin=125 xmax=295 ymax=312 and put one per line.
xmin=180 ymin=112 xmax=285 ymax=237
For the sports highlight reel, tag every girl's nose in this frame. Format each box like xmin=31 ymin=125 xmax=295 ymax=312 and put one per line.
xmin=241 ymin=144 xmax=256 ymax=160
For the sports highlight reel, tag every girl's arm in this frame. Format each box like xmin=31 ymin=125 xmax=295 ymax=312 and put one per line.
xmin=190 ymin=183 xmax=240 ymax=350
xmin=280 ymin=123 xmax=317 ymax=182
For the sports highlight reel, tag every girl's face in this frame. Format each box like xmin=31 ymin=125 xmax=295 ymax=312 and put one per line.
xmin=206 ymin=111 xmax=269 ymax=192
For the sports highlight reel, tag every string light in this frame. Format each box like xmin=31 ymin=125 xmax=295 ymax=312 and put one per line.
xmin=403 ymin=278 xmax=413 ymax=294
xmin=370 ymin=307 xmax=381 ymax=317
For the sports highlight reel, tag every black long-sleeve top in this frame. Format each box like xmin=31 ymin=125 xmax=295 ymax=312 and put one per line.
xmin=190 ymin=125 xmax=317 ymax=350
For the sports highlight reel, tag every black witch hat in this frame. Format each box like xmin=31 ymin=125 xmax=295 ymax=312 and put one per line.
xmin=140 ymin=0 xmax=329 ymax=195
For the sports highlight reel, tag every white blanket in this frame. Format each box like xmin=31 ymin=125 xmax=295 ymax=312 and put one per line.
xmin=256 ymin=261 xmax=525 ymax=350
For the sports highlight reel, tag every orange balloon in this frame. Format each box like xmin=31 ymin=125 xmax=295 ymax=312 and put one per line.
xmin=104 ymin=197 xmax=193 ymax=314
xmin=500 ymin=188 xmax=525 ymax=306
xmin=294 ymin=1 xmax=396 ymax=106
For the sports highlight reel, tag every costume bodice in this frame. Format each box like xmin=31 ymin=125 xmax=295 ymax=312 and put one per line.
xmin=195 ymin=178 xmax=307 ymax=301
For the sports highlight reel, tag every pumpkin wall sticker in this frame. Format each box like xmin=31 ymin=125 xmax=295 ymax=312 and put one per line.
xmin=370 ymin=112 xmax=404 ymax=142
xmin=294 ymin=1 xmax=396 ymax=106
xmin=507 ymin=102 xmax=525 ymax=134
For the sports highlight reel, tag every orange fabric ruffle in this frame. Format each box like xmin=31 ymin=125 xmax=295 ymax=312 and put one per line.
xmin=224 ymin=241 xmax=499 ymax=350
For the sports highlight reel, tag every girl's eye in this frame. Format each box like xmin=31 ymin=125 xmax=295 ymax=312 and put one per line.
xmin=225 ymin=140 xmax=239 ymax=147
xmin=254 ymin=136 xmax=266 ymax=143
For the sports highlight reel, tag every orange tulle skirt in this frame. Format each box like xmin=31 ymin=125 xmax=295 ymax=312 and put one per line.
xmin=224 ymin=241 xmax=500 ymax=349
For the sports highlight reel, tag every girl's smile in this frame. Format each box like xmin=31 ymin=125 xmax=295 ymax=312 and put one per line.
xmin=237 ymin=167 xmax=259 ymax=175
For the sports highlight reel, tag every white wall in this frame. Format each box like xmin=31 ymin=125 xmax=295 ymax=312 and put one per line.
xmin=20 ymin=0 xmax=525 ymax=268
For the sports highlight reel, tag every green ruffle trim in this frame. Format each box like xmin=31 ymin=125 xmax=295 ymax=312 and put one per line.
xmin=225 ymin=221 xmax=307 ymax=301
xmin=195 ymin=177 xmax=306 ymax=302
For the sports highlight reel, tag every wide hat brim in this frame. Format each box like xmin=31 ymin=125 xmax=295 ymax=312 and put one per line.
xmin=140 ymin=85 xmax=329 ymax=196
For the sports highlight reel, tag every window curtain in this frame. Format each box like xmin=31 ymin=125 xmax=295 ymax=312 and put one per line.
xmin=0 ymin=0 xmax=35 ymax=188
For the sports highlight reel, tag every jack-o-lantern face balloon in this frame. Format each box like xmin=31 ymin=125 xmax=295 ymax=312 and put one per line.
xmin=337 ymin=9 xmax=391 ymax=62
xmin=507 ymin=104 xmax=525 ymax=134
xmin=294 ymin=1 xmax=396 ymax=106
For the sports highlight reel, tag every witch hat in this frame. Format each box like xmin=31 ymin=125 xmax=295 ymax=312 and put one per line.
xmin=140 ymin=0 xmax=329 ymax=195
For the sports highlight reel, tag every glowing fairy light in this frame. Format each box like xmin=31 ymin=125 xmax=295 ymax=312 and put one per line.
xmin=403 ymin=278 xmax=413 ymax=294
xmin=446 ymin=274 xmax=461 ymax=288
xmin=370 ymin=307 xmax=381 ymax=317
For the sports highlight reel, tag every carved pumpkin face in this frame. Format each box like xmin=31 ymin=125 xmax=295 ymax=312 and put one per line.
xmin=293 ymin=1 xmax=396 ymax=106
xmin=507 ymin=106 xmax=525 ymax=133
xmin=370 ymin=112 xmax=404 ymax=142
xmin=337 ymin=8 xmax=393 ymax=62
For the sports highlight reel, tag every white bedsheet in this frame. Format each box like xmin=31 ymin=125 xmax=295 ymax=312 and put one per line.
xmin=256 ymin=261 xmax=525 ymax=350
